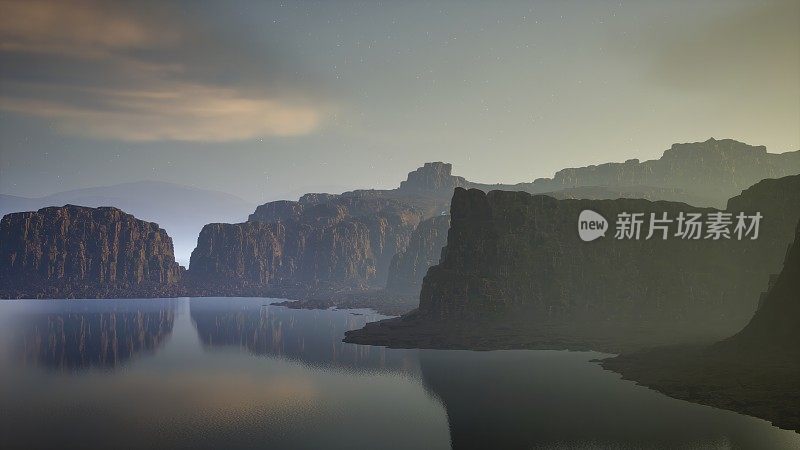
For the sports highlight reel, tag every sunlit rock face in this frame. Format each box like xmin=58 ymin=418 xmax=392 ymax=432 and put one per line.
xmin=418 ymin=175 xmax=800 ymax=339
xmin=188 ymin=163 xmax=467 ymax=297
xmin=190 ymin=194 xmax=424 ymax=295
xmin=0 ymin=205 xmax=184 ymax=299
xmin=10 ymin=307 xmax=176 ymax=371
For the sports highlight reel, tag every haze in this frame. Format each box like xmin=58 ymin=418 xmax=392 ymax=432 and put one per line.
xmin=1 ymin=0 xmax=798 ymax=203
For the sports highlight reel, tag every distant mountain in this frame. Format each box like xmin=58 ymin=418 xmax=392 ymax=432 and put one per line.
xmin=0 ymin=181 xmax=255 ymax=265
xmin=490 ymin=138 xmax=800 ymax=208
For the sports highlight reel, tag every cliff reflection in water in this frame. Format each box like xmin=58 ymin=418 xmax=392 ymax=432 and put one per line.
xmin=6 ymin=300 xmax=177 ymax=371
xmin=190 ymin=298 xmax=419 ymax=373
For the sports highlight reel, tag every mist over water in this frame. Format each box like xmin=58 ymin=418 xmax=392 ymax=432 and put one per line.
xmin=0 ymin=298 xmax=797 ymax=449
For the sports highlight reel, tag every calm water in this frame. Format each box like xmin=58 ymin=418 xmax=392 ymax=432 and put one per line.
xmin=0 ymin=298 xmax=797 ymax=450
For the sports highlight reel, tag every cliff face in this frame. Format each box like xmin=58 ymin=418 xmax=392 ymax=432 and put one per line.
xmin=417 ymin=175 xmax=800 ymax=337
xmin=0 ymin=205 xmax=184 ymax=299
xmin=598 ymin=219 xmax=800 ymax=432
xmin=190 ymin=162 xmax=471 ymax=297
xmin=190 ymin=195 xmax=423 ymax=294
xmin=515 ymin=139 xmax=800 ymax=208
xmin=719 ymin=220 xmax=800 ymax=354
xmin=386 ymin=215 xmax=450 ymax=293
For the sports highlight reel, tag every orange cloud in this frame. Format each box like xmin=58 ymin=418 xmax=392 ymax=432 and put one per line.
xmin=1 ymin=83 xmax=323 ymax=141
xmin=0 ymin=0 xmax=325 ymax=142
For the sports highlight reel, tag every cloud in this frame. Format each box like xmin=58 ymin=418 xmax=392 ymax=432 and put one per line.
xmin=0 ymin=0 xmax=325 ymax=142
xmin=1 ymin=83 xmax=321 ymax=141
xmin=0 ymin=0 xmax=178 ymax=57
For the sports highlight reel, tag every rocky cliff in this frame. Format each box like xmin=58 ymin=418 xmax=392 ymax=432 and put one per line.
xmin=189 ymin=162 xmax=468 ymax=298
xmin=513 ymin=138 xmax=800 ymax=208
xmin=189 ymin=194 xmax=424 ymax=295
xmin=600 ymin=220 xmax=800 ymax=432
xmin=385 ymin=215 xmax=450 ymax=294
xmin=346 ymin=175 xmax=800 ymax=350
xmin=418 ymin=181 xmax=799 ymax=330
xmin=398 ymin=162 xmax=470 ymax=196
xmin=717 ymin=218 xmax=800 ymax=354
xmin=0 ymin=205 xmax=184 ymax=298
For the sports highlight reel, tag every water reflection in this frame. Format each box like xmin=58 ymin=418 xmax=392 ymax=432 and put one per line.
xmin=417 ymin=350 xmax=800 ymax=449
xmin=1 ymin=300 xmax=177 ymax=372
xmin=0 ymin=298 xmax=797 ymax=450
xmin=190 ymin=297 xmax=419 ymax=373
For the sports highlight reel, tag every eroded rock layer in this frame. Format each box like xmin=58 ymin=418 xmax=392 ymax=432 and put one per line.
xmin=0 ymin=205 xmax=184 ymax=298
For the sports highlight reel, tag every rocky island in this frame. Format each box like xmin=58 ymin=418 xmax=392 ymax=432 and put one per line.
xmin=0 ymin=205 xmax=185 ymax=299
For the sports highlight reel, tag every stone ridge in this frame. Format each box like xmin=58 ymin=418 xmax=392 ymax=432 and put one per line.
xmin=518 ymin=138 xmax=800 ymax=207
xmin=0 ymin=205 xmax=184 ymax=298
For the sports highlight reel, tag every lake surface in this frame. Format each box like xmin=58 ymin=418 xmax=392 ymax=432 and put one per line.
xmin=0 ymin=298 xmax=797 ymax=450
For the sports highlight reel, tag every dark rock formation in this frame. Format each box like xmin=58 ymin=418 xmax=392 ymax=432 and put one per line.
xmin=0 ymin=205 xmax=184 ymax=299
xmin=346 ymin=175 xmax=800 ymax=351
xmin=716 ymin=219 xmax=800 ymax=355
xmin=601 ymin=221 xmax=800 ymax=432
xmin=386 ymin=215 xmax=450 ymax=293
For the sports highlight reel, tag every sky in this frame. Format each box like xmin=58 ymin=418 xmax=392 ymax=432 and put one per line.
xmin=1 ymin=0 xmax=798 ymax=203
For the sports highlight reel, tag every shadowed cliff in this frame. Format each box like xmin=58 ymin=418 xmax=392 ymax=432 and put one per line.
xmin=345 ymin=175 xmax=800 ymax=351
xmin=601 ymin=220 xmax=800 ymax=432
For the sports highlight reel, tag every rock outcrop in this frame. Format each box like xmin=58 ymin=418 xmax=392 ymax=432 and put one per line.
xmin=398 ymin=162 xmax=469 ymax=196
xmin=386 ymin=215 xmax=450 ymax=294
xmin=0 ymin=205 xmax=184 ymax=298
xmin=345 ymin=175 xmax=800 ymax=350
xmin=189 ymin=162 xmax=471 ymax=298
xmin=189 ymin=194 xmax=424 ymax=295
